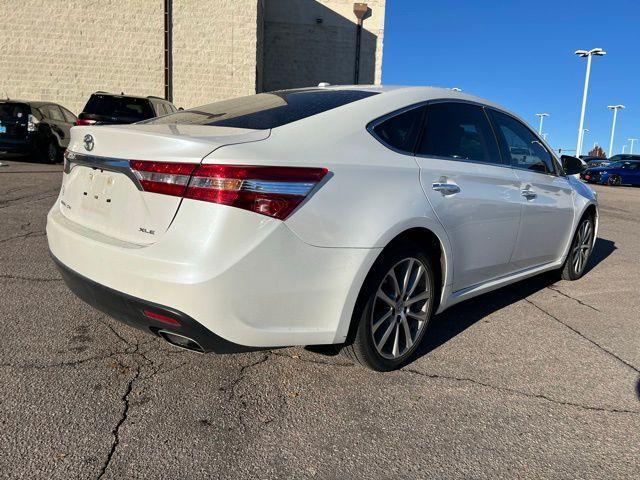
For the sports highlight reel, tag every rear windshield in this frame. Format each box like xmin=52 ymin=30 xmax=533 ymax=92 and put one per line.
xmin=83 ymin=95 xmax=154 ymax=121
xmin=145 ymin=89 xmax=379 ymax=130
xmin=0 ymin=102 xmax=29 ymax=121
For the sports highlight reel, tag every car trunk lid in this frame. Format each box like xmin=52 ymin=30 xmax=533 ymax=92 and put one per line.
xmin=59 ymin=124 xmax=269 ymax=245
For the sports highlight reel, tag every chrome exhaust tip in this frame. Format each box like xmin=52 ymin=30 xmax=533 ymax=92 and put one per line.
xmin=158 ymin=330 xmax=205 ymax=353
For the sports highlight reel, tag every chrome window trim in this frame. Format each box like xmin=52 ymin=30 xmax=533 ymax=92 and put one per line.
xmin=366 ymin=102 xmax=429 ymax=156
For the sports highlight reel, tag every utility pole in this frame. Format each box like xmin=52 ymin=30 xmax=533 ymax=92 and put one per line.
xmin=535 ymin=113 xmax=549 ymax=135
xmin=607 ymin=105 xmax=625 ymax=158
xmin=574 ymin=48 xmax=606 ymax=156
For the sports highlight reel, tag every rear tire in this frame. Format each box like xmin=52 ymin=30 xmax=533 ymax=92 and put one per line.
xmin=559 ymin=216 xmax=595 ymax=281
xmin=37 ymin=139 xmax=60 ymax=164
xmin=607 ymin=175 xmax=621 ymax=186
xmin=343 ymin=242 xmax=436 ymax=371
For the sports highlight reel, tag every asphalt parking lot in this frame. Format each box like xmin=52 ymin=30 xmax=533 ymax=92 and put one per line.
xmin=1 ymin=158 xmax=639 ymax=479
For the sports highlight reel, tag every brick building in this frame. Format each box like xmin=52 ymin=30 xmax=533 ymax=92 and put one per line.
xmin=0 ymin=0 xmax=385 ymax=113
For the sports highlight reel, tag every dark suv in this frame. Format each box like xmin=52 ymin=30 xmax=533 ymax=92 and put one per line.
xmin=0 ymin=100 xmax=76 ymax=163
xmin=76 ymin=92 xmax=178 ymax=126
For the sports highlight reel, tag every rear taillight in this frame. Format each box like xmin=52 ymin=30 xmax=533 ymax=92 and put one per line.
xmin=130 ymin=160 xmax=196 ymax=197
xmin=75 ymin=118 xmax=97 ymax=126
xmin=129 ymin=161 xmax=328 ymax=220
xmin=27 ymin=114 xmax=39 ymax=132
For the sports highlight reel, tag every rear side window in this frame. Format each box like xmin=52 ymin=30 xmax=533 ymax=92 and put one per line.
xmin=371 ymin=106 xmax=425 ymax=154
xmin=145 ymin=89 xmax=379 ymax=130
xmin=489 ymin=110 xmax=556 ymax=174
xmin=83 ymin=95 xmax=154 ymax=121
xmin=60 ymin=106 xmax=77 ymax=123
xmin=0 ymin=103 xmax=29 ymax=121
xmin=417 ymin=102 xmax=501 ymax=164
xmin=42 ymin=105 xmax=65 ymax=122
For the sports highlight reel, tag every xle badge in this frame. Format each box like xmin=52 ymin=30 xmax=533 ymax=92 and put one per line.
xmin=139 ymin=227 xmax=155 ymax=235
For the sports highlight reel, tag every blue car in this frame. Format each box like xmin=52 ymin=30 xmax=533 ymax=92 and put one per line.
xmin=581 ymin=160 xmax=640 ymax=186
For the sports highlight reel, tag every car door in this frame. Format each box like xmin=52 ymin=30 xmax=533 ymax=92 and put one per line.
xmin=41 ymin=105 xmax=68 ymax=147
xmin=415 ymin=101 xmax=523 ymax=292
xmin=488 ymin=109 xmax=574 ymax=269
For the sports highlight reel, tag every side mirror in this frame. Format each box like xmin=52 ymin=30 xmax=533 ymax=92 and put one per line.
xmin=561 ymin=155 xmax=586 ymax=175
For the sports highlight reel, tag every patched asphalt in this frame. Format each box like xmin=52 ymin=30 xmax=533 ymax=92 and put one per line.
xmin=1 ymin=158 xmax=638 ymax=479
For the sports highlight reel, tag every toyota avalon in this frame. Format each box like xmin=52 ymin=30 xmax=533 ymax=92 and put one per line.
xmin=47 ymin=86 xmax=597 ymax=371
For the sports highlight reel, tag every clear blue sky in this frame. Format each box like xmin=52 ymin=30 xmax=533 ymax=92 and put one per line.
xmin=382 ymin=0 xmax=640 ymax=156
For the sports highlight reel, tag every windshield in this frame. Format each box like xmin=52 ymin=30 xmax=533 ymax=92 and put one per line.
xmin=144 ymin=89 xmax=379 ymax=130
xmin=0 ymin=102 xmax=29 ymax=121
xmin=83 ymin=95 xmax=154 ymax=121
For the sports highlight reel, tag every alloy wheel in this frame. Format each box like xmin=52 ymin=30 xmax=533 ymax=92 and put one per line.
xmin=571 ymin=220 xmax=593 ymax=275
xmin=370 ymin=257 xmax=431 ymax=360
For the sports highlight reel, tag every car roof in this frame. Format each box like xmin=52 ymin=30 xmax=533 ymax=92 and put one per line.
xmin=0 ymin=100 xmax=63 ymax=108
xmin=310 ymin=85 xmax=511 ymax=113
xmin=91 ymin=92 xmax=172 ymax=102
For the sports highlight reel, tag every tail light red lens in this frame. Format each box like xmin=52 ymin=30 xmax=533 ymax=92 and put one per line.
xmin=75 ymin=119 xmax=97 ymax=126
xmin=129 ymin=161 xmax=327 ymax=220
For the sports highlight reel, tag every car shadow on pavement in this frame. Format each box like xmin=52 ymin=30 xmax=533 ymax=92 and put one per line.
xmin=410 ymin=237 xmax=617 ymax=363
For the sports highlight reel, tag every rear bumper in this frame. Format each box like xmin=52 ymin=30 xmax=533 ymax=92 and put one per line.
xmin=52 ymin=254 xmax=253 ymax=353
xmin=0 ymin=137 xmax=34 ymax=154
xmin=47 ymin=200 xmax=379 ymax=348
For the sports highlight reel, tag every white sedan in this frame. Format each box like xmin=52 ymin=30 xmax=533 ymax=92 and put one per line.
xmin=47 ymin=86 xmax=597 ymax=371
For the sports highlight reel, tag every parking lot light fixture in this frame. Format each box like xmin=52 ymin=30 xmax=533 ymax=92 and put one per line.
xmin=575 ymin=48 xmax=606 ymax=157
xmin=535 ymin=113 xmax=549 ymax=134
xmin=629 ymin=138 xmax=638 ymax=154
xmin=607 ymin=105 xmax=625 ymax=157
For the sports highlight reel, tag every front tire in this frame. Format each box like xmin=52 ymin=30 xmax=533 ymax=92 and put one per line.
xmin=343 ymin=242 xmax=436 ymax=371
xmin=559 ymin=216 xmax=595 ymax=280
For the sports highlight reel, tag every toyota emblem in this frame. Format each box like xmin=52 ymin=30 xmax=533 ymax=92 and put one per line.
xmin=84 ymin=134 xmax=94 ymax=151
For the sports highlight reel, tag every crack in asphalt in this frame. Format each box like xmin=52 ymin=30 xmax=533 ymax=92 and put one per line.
xmin=97 ymin=359 xmax=142 ymax=480
xmin=0 ymin=230 xmax=46 ymax=244
xmin=524 ymin=297 xmax=639 ymax=375
xmin=0 ymin=192 xmax=57 ymax=210
xmin=402 ymin=368 xmax=640 ymax=415
xmin=0 ymin=273 xmax=61 ymax=282
xmin=547 ymin=286 xmax=601 ymax=312
xmin=0 ymin=350 xmax=131 ymax=370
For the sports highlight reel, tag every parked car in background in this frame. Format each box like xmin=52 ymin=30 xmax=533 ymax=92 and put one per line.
xmin=0 ymin=100 xmax=76 ymax=163
xmin=581 ymin=160 xmax=640 ymax=186
xmin=587 ymin=153 xmax=640 ymax=168
xmin=76 ymin=92 xmax=177 ymax=126
xmin=48 ymin=86 xmax=597 ymax=371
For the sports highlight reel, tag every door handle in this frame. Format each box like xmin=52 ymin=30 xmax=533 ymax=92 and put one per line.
xmin=521 ymin=189 xmax=537 ymax=200
xmin=432 ymin=182 xmax=460 ymax=195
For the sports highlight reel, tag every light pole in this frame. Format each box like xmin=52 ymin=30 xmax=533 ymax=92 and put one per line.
xmin=629 ymin=138 xmax=638 ymax=154
xmin=535 ymin=113 xmax=549 ymax=135
xmin=622 ymin=145 xmax=627 ymax=154
xmin=607 ymin=105 xmax=625 ymax=158
xmin=575 ymin=48 xmax=606 ymax=157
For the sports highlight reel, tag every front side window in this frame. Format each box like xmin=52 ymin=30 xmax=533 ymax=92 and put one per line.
xmin=371 ymin=105 xmax=425 ymax=154
xmin=417 ymin=102 xmax=501 ymax=164
xmin=489 ymin=110 xmax=556 ymax=174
